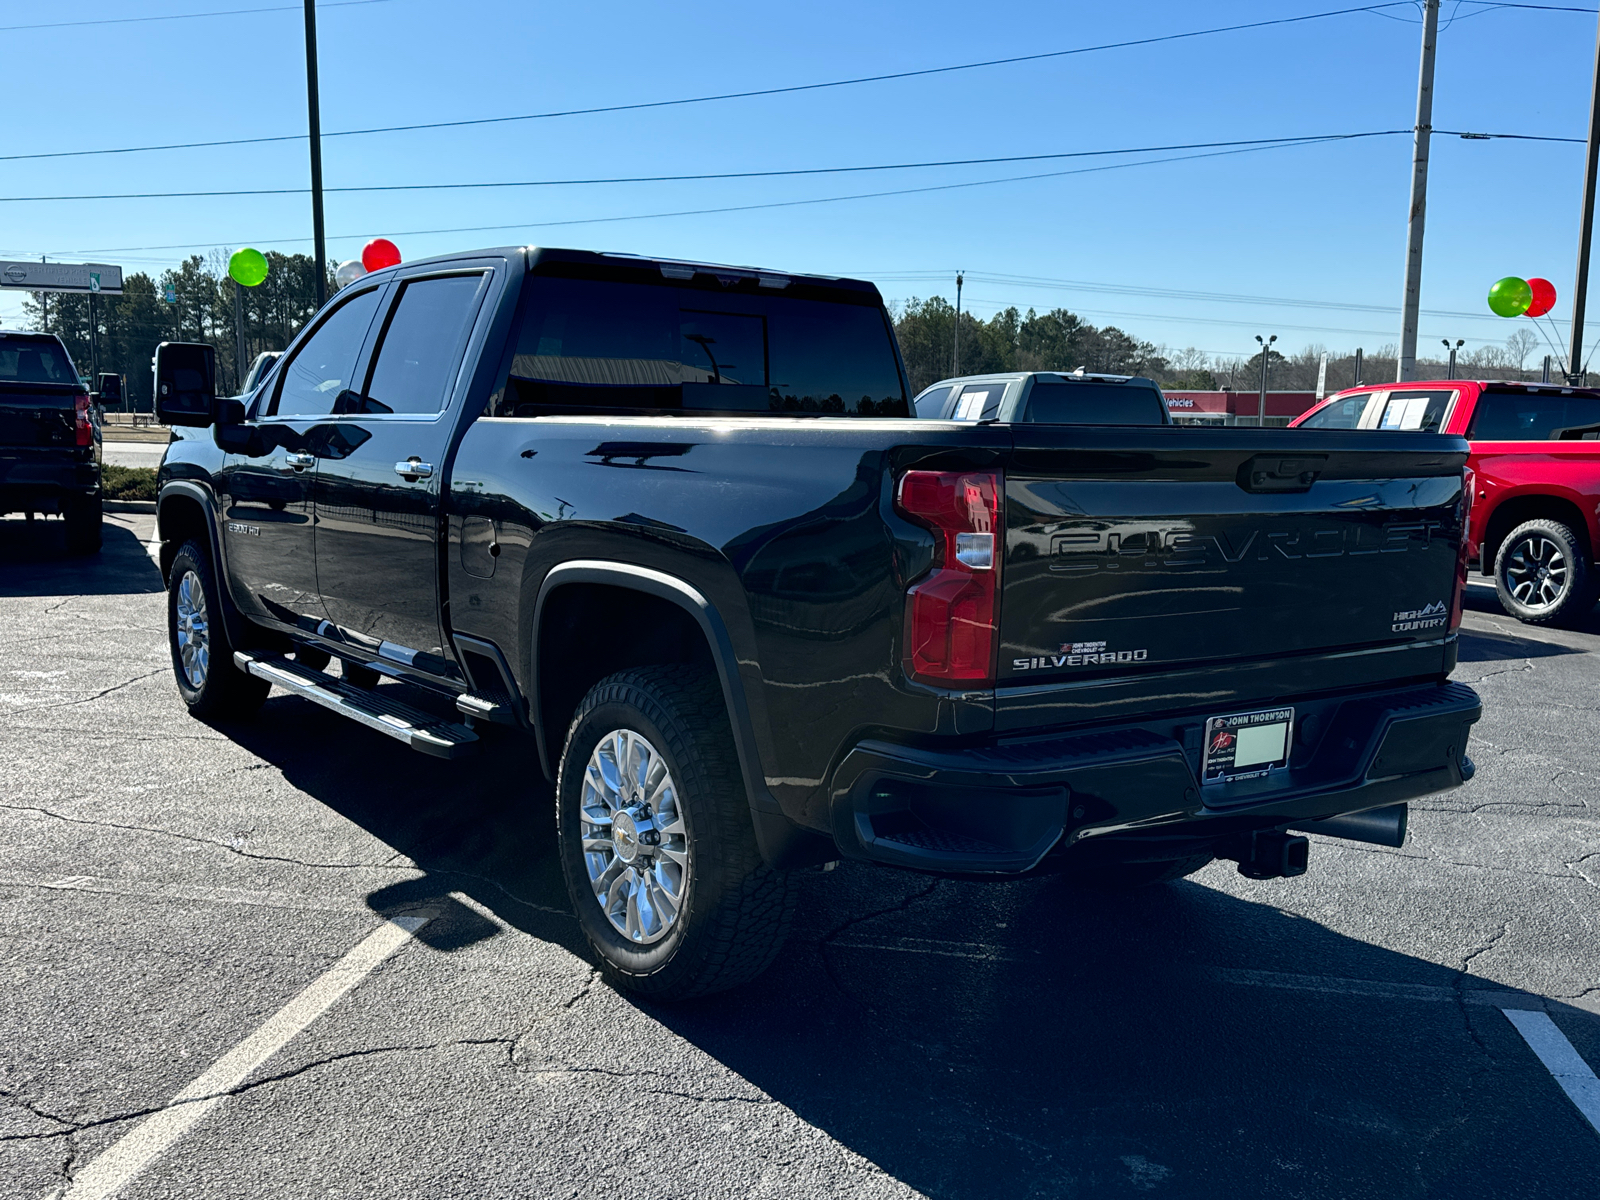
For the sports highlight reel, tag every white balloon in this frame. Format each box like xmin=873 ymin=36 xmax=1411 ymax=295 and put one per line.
xmin=334 ymin=259 xmax=367 ymax=289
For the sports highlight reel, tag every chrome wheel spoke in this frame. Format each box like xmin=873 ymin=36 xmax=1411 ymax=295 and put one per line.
xmin=580 ymin=726 xmax=689 ymax=946
xmin=174 ymin=570 xmax=211 ymax=689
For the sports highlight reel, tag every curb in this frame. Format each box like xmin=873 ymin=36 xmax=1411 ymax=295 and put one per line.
xmin=104 ymin=500 xmax=157 ymax=513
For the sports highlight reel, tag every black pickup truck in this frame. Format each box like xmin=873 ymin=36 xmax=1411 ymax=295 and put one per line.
xmin=154 ymin=246 xmax=1481 ymax=999
xmin=0 ymin=331 xmax=101 ymax=552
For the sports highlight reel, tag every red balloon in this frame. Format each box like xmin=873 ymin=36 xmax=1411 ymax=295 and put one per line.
xmin=361 ymin=238 xmax=401 ymax=272
xmin=1526 ymin=277 xmax=1557 ymax=318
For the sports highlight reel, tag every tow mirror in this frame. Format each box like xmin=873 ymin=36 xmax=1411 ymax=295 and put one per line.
xmin=154 ymin=342 xmax=217 ymax=427
xmin=95 ymin=372 xmax=123 ymax=409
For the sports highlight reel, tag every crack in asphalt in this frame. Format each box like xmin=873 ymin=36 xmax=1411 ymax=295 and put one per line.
xmin=0 ymin=1088 xmax=77 ymax=1132
xmin=518 ymin=1064 xmax=775 ymax=1106
xmin=1455 ymin=661 xmax=1535 ymax=685
xmin=0 ymin=1039 xmax=518 ymax=1148
xmin=1323 ymin=839 xmax=1588 ymax=883
xmin=29 ymin=668 xmax=164 ymax=711
xmin=814 ymin=878 xmax=944 ymax=1009
xmin=0 ymin=801 xmax=414 ymax=873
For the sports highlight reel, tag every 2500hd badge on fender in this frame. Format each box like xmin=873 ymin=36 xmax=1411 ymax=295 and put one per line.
xmin=152 ymin=246 xmax=1480 ymax=999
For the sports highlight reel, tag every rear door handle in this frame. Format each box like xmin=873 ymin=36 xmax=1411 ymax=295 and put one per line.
xmin=285 ymin=451 xmax=316 ymax=471
xmin=394 ymin=459 xmax=434 ymax=479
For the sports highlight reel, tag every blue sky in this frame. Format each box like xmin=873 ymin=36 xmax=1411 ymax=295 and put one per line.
xmin=3 ymin=0 xmax=1598 ymax=367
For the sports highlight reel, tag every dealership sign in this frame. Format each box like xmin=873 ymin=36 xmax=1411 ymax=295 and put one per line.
xmin=0 ymin=261 xmax=123 ymax=295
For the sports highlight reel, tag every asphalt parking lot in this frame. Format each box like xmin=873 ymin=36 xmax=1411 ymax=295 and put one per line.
xmin=2 ymin=511 xmax=1598 ymax=1199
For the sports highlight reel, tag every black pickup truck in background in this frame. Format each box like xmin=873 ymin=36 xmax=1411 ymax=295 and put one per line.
xmin=153 ymin=246 xmax=1481 ymax=999
xmin=0 ymin=331 xmax=102 ymax=553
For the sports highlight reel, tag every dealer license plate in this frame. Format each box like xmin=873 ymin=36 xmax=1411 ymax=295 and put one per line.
xmin=1202 ymin=707 xmax=1294 ymax=784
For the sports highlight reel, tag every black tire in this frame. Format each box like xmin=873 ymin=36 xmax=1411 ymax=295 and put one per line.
xmin=556 ymin=665 xmax=798 ymax=1001
xmin=341 ymin=660 xmax=380 ymax=689
xmin=1493 ymin=518 xmax=1598 ymax=627
xmin=1066 ymin=854 xmax=1215 ymax=891
xmin=63 ymin=492 xmax=102 ymax=555
xmin=167 ymin=538 xmax=270 ymax=719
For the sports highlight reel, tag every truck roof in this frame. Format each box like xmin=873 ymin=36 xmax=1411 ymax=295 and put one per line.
xmin=919 ymin=369 xmax=1161 ymax=391
xmin=361 ymin=245 xmax=883 ymax=299
xmin=1339 ymin=378 xmax=1600 ymax=397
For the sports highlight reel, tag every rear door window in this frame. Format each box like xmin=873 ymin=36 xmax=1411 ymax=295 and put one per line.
xmin=1298 ymin=392 xmax=1376 ymax=429
xmin=1023 ymin=382 xmax=1166 ymax=425
xmin=357 ymin=274 xmax=485 ymax=415
xmin=492 ymin=276 xmax=906 ymax=416
xmin=914 ymin=384 xmax=953 ymax=418
xmin=952 ymin=383 xmax=1003 ymax=420
xmin=1375 ymin=389 xmax=1454 ymax=432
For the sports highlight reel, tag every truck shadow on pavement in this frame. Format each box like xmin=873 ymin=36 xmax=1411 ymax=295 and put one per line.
xmin=215 ymin=691 xmax=1600 ymax=1200
xmin=0 ymin=516 xmax=163 ymax=598
xmin=1456 ymin=626 xmax=1583 ymax=663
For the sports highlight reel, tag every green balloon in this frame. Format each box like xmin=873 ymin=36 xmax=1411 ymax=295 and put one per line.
xmin=1488 ymin=275 xmax=1532 ymax=318
xmin=228 ymin=247 xmax=269 ymax=288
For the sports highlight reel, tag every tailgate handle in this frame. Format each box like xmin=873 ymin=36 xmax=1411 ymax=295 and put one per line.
xmin=1237 ymin=454 xmax=1327 ymax=494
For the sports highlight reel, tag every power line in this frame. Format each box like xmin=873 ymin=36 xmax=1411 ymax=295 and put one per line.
xmin=872 ymin=269 xmax=1560 ymax=323
xmin=1438 ymin=128 xmax=1586 ymax=142
xmin=0 ymin=0 xmax=393 ymax=34
xmin=26 ymin=134 xmax=1399 ymax=260
xmin=0 ymin=3 xmax=1420 ymax=164
xmin=0 ymin=132 xmax=1405 ymax=203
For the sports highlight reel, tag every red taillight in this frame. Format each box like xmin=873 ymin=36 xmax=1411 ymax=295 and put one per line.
xmin=74 ymin=393 xmax=92 ymax=447
xmin=895 ymin=469 xmax=1001 ymax=684
xmin=1449 ymin=466 xmax=1475 ymax=632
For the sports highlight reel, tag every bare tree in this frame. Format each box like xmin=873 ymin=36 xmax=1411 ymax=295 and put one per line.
xmin=1505 ymin=328 xmax=1538 ymax=372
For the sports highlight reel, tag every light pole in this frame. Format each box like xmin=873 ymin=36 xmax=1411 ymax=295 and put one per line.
xmin=1398 ymin=0 xmax=1441 ymax=382
xmin=952 ymin=272 xmax=964 ymax=376
xmin=1255 ymin=334 xmax=1276 ymax=425
xmin=1442 ymin=338 xmax=1464 ymax=380
xmin=304 ymin=0 xmax=327 ymax=308
xmin=1569 ymin=9 xmax=1600 ymax=383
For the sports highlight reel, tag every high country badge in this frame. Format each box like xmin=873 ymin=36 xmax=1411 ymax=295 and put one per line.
xmin=1012 ymin=641 xmax=1150 ymax=671
xmin=1392 ymin=600 xmax=1447 ymax=632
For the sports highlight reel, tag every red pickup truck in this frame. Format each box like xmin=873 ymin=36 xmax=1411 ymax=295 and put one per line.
xmin=1293 ymin=380 xmax=1600 ymax=625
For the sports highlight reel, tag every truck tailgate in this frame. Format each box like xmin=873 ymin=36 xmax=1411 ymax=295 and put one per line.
xmin=0 ymin=381 xmax=78 ymax=448
xmin=1000 ymin=426 xmax=1469 ymax=697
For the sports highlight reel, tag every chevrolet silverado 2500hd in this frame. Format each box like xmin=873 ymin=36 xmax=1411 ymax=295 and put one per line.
xmin=154 ymin=246 xmax=1481 ymax=998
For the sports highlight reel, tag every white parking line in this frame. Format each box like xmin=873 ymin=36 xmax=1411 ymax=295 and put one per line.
xmin=59 ymin=914 xmax=430 ymax=1200
xmin=1501 ymin=1008 xmax=1600 ymax=1135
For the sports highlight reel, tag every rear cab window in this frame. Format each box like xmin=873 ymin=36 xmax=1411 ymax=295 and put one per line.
xmin=0 ymin=335 xmax=77 ymax=385
xmin=1468 ymin=391 xmax=1600 ymax=440
xmin=1022 ymin=381 xmax=1166 ymax=425
xmin=489 ymin=268 xmax=908 ymax=418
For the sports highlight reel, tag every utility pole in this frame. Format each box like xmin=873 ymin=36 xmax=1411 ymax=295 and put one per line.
xmin=1569 ymin=9 xmax=1600 ymax=384
xmin=87 ymin=291 xmax=98 ymax=379
xmin=952 ymin=272 xmax=964 ymax=376
xmin=1354 ymin=347 xmax=1364 ymax=386
xmin=234 ymin=280 xmax=247 ymax=393
xmin=1398 ymin=0 xmax=1440 ymax=383
xmin=1255 ymin=334 xmax=1276 ymax=425
xmin=304 ymin=0 xmax=328 ymax=308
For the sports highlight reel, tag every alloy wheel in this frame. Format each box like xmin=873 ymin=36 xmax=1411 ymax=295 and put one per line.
xmin=580 ymin=729 xmax=690 ymax=944
xmin=175 ymin=569 xmax=210 ymax=689
xmin=1503 ymin=535 xmax=1569 ymax=610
